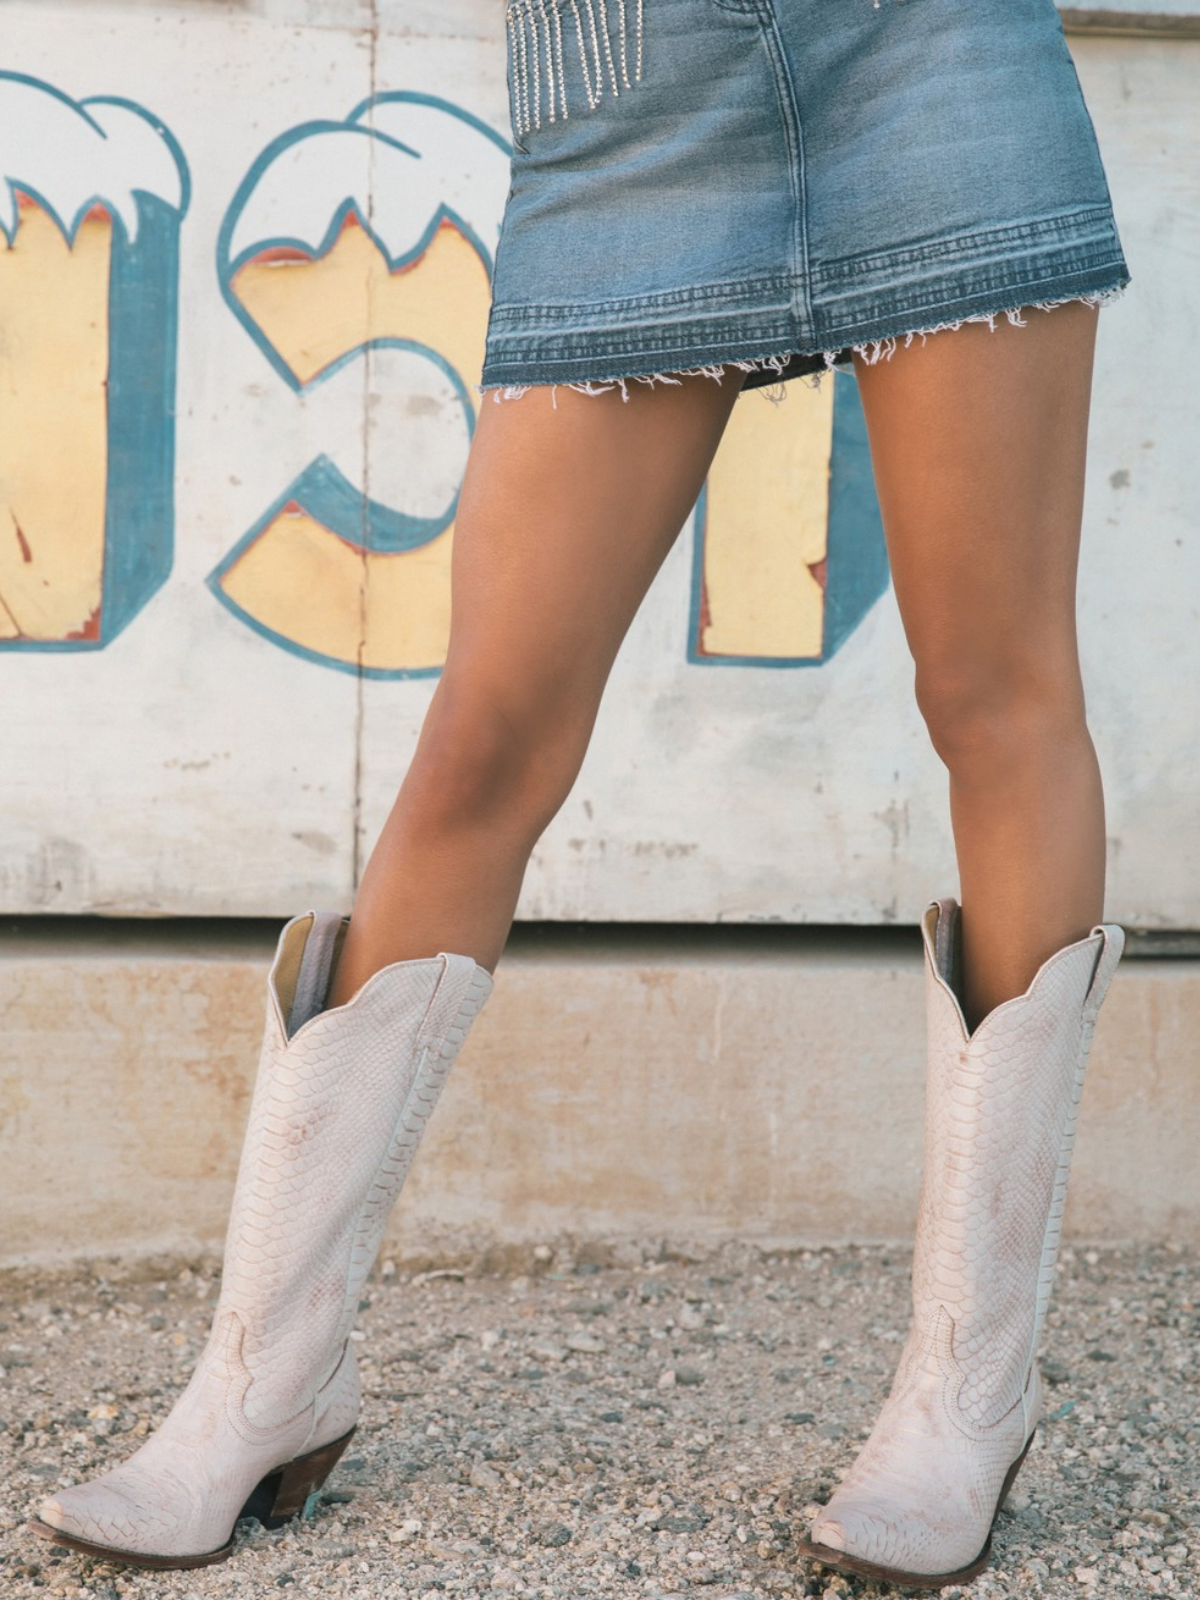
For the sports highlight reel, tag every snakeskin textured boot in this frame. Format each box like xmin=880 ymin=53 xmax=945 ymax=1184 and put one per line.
xmin=799 ymin=895 xmax=1124 ymax=1589
xmin=31 ymin=911 xmax=492 ymax=1569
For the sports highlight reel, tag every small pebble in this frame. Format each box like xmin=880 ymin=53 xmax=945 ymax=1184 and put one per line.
xmin=469 ymin=1460 xmax=501 ymax=1490
xmin=638 ymin=1279 xmax=671 ymax=1301
xmin=529 ymin=1339 xmax=567 ymax=1364
xmin=563 ymin=1332 xmax=604 ymax=1355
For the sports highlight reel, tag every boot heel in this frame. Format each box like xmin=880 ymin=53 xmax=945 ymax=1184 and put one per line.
xmin=996 ymin=1429 xmax=1035 ymax=1513
xmin=242 ymin=1427 xmax=356 ymax=1530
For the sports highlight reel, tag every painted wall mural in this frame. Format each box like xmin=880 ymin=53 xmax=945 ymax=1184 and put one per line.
xmin=694 ymin=378 xmax=887 ymax=667
xmin=211 ymin=93 xmax=509 ymax=677
xmin=1 ymin=71 xmax=884 ymax=678
xmin=0 ymin=73 xmax=188 ymax=649
xmin=0 ymin=4 xmax=1189 ymax=926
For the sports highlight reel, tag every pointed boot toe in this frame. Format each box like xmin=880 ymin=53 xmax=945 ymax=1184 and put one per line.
xmin=32 ymin=1468 xmax=219 ymax=1568
xmin=35 ymin=1484 xmax=117 ymax=1541
xmin=802 ymin=1467 xmax=996 ymax=1586
xmin=806 ymin=1511 xmax=849 ymax=1552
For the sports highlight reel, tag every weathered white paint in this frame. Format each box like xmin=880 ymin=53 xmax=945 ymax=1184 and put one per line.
xmin=0 ymin=5 xmax=1196 ymax=926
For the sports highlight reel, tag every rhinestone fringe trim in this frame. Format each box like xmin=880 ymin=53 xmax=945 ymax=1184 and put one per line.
xmin=507 ymin=0 xmax=644 ymax=140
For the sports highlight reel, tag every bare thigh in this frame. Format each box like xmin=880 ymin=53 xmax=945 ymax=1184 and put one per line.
xmin=331 ymin=373 xmax=745 ymax=998
xmin=852 ymin=302 xmax=1106 ymax=1022
xmin=443 ymin=378 xmax=739 ymax=747
xmin=851 ymin=304 xmax=1098 ymax=728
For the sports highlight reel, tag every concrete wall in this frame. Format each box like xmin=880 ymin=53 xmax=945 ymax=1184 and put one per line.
xmin=1 ymin=924 xmax=1195 ymax=1267
xmin=1062 ymin=2 xmax=1200 ymax=30
xmin=0 ymin=6 xmax=1196 ymax=928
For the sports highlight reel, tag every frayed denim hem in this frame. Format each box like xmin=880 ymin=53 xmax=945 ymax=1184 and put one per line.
xmin=476 ymin=283 xmax=1128 ymax=407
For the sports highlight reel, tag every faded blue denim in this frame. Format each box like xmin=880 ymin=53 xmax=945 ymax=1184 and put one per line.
xmin=482 ymin=0 xmax=1129 ymax=393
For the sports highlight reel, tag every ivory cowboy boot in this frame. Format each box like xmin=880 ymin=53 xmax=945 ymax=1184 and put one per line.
xmin=799 ymin=895 xmax=1124 ymax=1589
xmin=32 ymin=911 xmax=492 ymax=1570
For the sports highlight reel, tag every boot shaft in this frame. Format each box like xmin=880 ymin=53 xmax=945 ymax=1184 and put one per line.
xmin=215 ymin=913 xmax=492 ymax=1428
xmin=907 ymin=899 xmax=1123 ymax=1428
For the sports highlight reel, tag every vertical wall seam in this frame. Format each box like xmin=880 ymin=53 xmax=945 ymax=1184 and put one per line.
xmin=351 ymin=0 xmax=382 ymax=894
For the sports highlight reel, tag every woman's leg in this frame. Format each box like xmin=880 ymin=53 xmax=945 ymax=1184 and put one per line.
xmin=33 ymin=373 xmax=747 ymax=1570
xmin=853 ymin=302 xmax=1106 ymax=1031
xmin=801 ymin=303 xmax=1125 ymax=1587
xmin=330 ymin=372 xmax=744 ymax=1004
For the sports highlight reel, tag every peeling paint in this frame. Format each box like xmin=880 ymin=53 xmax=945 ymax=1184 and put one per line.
xmin=11 ymin=515 xmax=32 ymax=565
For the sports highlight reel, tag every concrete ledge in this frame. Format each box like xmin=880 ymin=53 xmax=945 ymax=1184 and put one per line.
xmin=0 ymin=923 xmax=1196 ymax=1266
xmin=1060 ymin=5 xmax=1200 ymax=35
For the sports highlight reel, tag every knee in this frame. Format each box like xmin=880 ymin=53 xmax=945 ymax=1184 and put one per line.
xmin=405 ymin=674 xmax=588 ymax=844
xmin=912 ymin=654 xmax=1088 ymax=775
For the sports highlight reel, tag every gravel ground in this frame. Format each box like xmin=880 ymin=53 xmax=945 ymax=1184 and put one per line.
xmin=0 ymin=1242 xmax=1195 ymax=1600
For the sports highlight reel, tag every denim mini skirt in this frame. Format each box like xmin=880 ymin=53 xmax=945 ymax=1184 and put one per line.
xmin=481 ymin=0 xmax=1130 ymax=395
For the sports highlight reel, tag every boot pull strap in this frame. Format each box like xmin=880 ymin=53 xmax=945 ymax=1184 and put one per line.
xmin=1082 ymin=923 xmax=1126 ymax=1024
xmin=287 ymin=916 xmax=348 ymax=1035
xmin=932 ymin=897 xmax=962 ymax=996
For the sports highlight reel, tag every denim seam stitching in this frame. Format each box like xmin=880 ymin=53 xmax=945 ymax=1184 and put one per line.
xmin=487 ymin=210 xmax=1125 ymax=332
xmin=749 ymin=2 xmax=810 ymax=342
xmin=816 ymin=247 xmax=1130 ymax=314
xmin=480 ymin=264 xmax=1129 ymax=384
xmin=488 ymin=274 xmax=796 ymax=325
xmin=814 ymin=262 xmax=1130 ymax=347
xmin=814 ymin=207 xmax=1120 ymax=286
